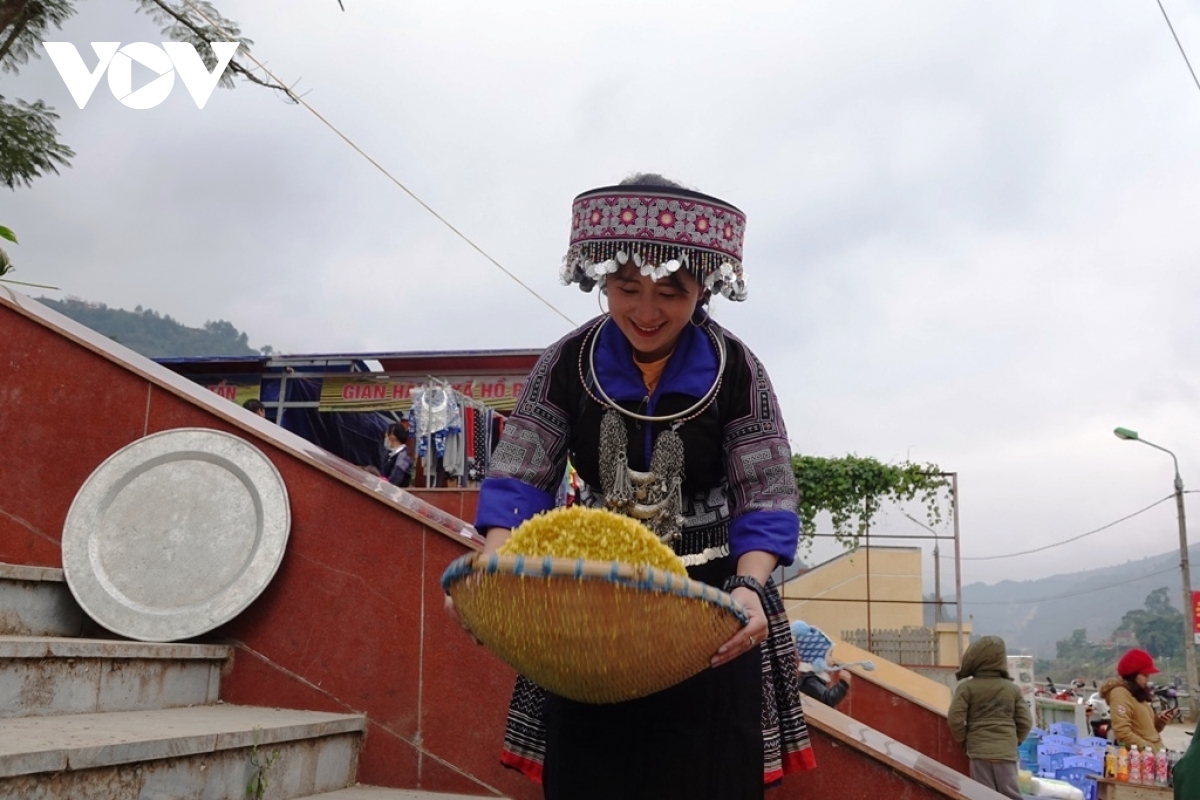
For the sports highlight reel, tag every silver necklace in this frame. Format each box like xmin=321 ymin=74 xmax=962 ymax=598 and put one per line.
xmin=579 ymin=315 xmax=726 ymax=547
xmin=579 ymin=315 xmax=726 ymax=424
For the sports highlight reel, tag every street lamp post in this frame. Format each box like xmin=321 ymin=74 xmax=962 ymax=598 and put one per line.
xmin=1114 ymin=426 xmax=1198 ymax=721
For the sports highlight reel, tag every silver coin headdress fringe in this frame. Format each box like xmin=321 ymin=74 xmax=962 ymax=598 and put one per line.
xmin=559 ymin=184 xmax=749 ymax=302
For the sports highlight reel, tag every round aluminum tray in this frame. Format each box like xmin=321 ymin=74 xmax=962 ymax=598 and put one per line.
xmin=62 ymin=428 xmax=290 ymax=642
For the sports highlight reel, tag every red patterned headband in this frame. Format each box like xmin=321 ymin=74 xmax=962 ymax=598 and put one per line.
xmin=559 ymin=184 xmax=748 ymax=301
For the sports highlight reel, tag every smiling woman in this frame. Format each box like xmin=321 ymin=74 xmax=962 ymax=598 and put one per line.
xmin=458 ymin=173 xmax=813 ymax=800
xmin=604 ymin=264 xmax=701 ymax=363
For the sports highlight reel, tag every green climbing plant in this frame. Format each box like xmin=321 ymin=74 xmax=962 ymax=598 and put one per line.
xmin=0 ymin=225 xmax=58 ymax=290
xmin=792 ymin=454 xmax=952 ymax=547
xmin=245 ymin=727 xmax=281 ymax=800
xmin=0 ymin=225 xmax=15 ymax=276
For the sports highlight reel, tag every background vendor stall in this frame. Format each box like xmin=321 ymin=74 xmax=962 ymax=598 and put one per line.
xmin=159 ymin=347 xmax=540 ymax=487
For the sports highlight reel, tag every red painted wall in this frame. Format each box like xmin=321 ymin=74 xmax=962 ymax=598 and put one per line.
xmin=0 ymin=295 xmax=998 ymax=800
xmin=803 ymin=733 xmax=953 ymax=800
xmin=840 ymin=675 xmax=971 ymax=774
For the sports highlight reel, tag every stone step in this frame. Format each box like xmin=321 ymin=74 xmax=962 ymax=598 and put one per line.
xmin=303 ymin=788 xmax=503 ymax=799
xmin=0 ymin=563 xmax=83 ymax=637
xmin=0 ymin=704 xmax=365 ymax=798
xmin=0 ymin=635 xmax=228 ymax=717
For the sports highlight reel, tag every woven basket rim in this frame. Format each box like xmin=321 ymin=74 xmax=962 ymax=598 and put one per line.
xmin=441 ymin=552 xmax=748 ymax=624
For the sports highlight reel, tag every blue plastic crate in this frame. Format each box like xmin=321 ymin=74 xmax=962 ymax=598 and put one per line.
xmin=1018 ymin=736 xmax=1039 ymax=770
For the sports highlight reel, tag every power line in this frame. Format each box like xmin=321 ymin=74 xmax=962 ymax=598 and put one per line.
xmin=954 ymin=494 xmax=1175 ymax=562
xmin=178 ymin=0 xmax=578 ymax=329
xmin=963 ymin=566 xmax=1180 ymax=606
xmin=807 ymin=494 xmax=1179 ymax=563
xmin=1156 ymin=0 xmax=1200 ymax=97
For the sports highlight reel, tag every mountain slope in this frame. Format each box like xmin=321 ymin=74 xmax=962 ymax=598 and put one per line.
xmin=961 ymin=545 xmax=1197 ymax=657
xmin=38 ymin=297 xmax=268 ymax=358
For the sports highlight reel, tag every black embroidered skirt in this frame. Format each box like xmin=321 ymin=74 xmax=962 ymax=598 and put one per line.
xmin=543 ymin=645 xmax=763 ymax=800
xmin=499 ymin=558 xmax=814 ymax=795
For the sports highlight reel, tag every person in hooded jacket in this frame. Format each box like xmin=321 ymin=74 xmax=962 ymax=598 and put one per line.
xmin=1100 ymin=648 xmax=1171 ymax=750
xmin=947 ymin=636 xmax=1032 ymax=800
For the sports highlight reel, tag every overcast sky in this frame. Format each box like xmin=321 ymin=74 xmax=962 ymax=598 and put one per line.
xmin=6 ymin=1 xmax=1200 ymax=588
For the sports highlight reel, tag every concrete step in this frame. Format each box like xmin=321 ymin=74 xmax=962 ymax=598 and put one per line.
xmin=0 ymin=635 xmax=228 ymax=717
xmin=0 ymin=704 xmax=365 ymax=799
xmin=0 ymin=563 xmax=83 ymax=637
xmin=303 ymin=789 xmax=502 ymax=799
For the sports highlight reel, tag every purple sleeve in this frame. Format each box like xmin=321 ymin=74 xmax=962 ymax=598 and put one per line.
xmin=721 ymin=337 xmax=800 ymax=566
xmin=474 ymin=330 xmax=578 ymax=532
xmin=730 ymin=510 xmax=802 ymax=565
xmin=474 ymin=477 xmax=556 ymax=532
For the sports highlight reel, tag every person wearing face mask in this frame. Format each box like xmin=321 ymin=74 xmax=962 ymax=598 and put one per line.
xmin=459 ymin=174 xmax=812 ymax=800
xmin=382 ymin=422 xmax=413 ymax=488
xmin=1101 ymin=648 xmax=1171 ymax=750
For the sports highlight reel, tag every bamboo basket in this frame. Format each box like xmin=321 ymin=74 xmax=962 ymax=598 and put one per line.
xmin=441 ymin=552 xmax=747 ymax=703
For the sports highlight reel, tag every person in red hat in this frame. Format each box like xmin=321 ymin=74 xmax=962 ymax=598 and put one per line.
xmin=1100 ymin=648 xmax=1172 ymax=749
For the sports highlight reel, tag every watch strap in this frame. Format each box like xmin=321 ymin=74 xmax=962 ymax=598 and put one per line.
xmin=723 ymin=574 xmax=767 ymax=603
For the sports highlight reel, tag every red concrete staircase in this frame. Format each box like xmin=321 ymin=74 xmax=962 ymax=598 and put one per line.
xmin=0 ymin=289 xmax=1008 ymax=799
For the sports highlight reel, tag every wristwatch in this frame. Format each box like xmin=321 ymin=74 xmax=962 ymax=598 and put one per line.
xmin=723 ymin=574 xmax=767 ymax=603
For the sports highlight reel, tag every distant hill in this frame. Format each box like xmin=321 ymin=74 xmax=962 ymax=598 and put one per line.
xmin=960 ymin=546 xmax=1199 ymax=657
xmin=38 ymin=297 xmax=271 ymax=359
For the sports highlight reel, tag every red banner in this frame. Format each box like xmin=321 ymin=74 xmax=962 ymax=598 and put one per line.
xmin=1192 ymin=591 xmax=1200 ymax=642
xmin=319 ymin=375 xmax=524 ymax=412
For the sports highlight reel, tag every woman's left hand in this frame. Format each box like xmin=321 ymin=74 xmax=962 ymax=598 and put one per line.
xmin=711 ymin=586 xmax=768 ymax=669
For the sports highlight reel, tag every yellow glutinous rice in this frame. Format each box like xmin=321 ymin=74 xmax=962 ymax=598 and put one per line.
xmin=498 ymin=506 xmax=687 ymax=575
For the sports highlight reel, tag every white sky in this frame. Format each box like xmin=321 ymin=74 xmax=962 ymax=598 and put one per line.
xmin=5 ymin=1 xmax=1200 ymax=587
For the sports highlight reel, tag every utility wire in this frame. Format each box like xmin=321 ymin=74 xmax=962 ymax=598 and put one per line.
xmin=178 ymin=0 xmax=578 ymax=329
xmin=950 ymin=494 xmax=1175 ymax=562
xmin=1156 ymin=0 xmax=1200 ymax=97
xmin=963 ymin=566 xmax=1180 ymax=606
xmin=809 ymin=494 xmax=1179 ymax=563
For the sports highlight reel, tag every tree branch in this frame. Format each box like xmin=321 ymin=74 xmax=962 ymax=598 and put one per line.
xmin=0 ymin=0 xmax=35 ymax=64
xmin=223 ymin=60 xmax=295 ymax=95
xmin=0 ymin=0 xmax=32 ymax=35
xmin=140 ymin=0 xmax=296 ymax=99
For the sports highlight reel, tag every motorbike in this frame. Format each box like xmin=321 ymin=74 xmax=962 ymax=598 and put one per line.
xmin=1037 ymin=677 xmax=1084 ymax=702
xmin=1152 ymin=684 xmax=1181 ymax=721
xmin=1086 ymin=692 xmax=1111 ymax=739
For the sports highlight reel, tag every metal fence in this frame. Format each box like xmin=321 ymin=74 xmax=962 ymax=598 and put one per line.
xmin=842 ymin=627 xmax=937 ymax=666
xmin=776 ymin=473 xmax=965 ymax=668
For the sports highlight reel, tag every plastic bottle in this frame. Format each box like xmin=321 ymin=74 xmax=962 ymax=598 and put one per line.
xmin=1156 ymin=747 xmax=1170 ymax=786
xmin=1104 ymin=744 xmax=1117 ymax=779
xmin=1140 ymin=746 xmax=1155 ymax=784
xmin=1129 ymin=745 xmax=1141 ymax=783
xmin=1116 ymin=744 xmax=1130 ymax=782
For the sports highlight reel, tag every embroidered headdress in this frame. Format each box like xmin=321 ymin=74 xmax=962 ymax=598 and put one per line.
xmin=559 ymin=182 xmax=748 ymax=301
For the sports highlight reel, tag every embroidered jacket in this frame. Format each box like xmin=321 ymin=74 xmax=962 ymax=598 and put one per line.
xmin=475 ymin=315 xmax=800 ymax=565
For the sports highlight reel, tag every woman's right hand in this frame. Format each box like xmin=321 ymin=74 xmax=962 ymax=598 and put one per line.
xmin=444 ymin=594 xmax=482 ymax=645
xmin=445 ymin=527 xmax=512 ymax=643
